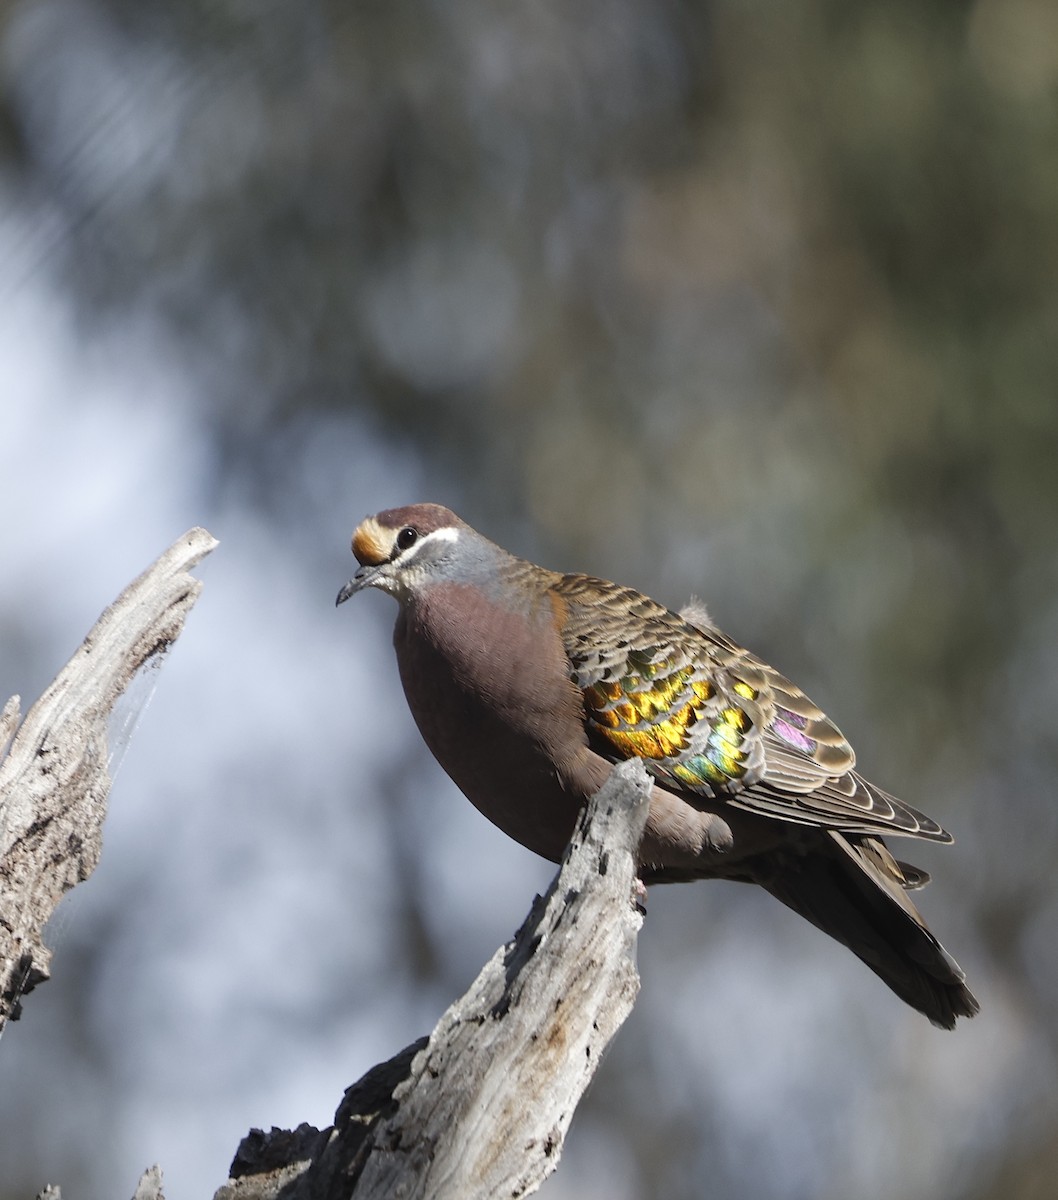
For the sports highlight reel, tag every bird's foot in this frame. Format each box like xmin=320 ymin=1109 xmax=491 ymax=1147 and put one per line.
xmin=632 ymin=877 xmax=649 ymax=914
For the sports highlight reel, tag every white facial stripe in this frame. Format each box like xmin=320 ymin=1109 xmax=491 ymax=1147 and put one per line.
xmin=397 ymin=524 xmax=460 ymax=563
xmin=428 ymin=526 xmax=460 ymax=545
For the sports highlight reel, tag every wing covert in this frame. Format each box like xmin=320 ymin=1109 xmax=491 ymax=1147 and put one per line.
xmin=552 ymin=573 xmax=950 ymax=842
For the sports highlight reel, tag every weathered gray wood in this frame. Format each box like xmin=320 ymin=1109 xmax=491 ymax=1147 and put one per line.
xmin=131 ymin=1164 xmax=166 ymax=1200
xmin=216 ymin=759 xmax=652 ymax=1200
xmin=0 ymin=527 xmax=218 ymax=1031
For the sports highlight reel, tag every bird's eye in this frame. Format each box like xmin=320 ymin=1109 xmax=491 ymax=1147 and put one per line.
xmin=396 ymin=526 xmax=418 ymax=551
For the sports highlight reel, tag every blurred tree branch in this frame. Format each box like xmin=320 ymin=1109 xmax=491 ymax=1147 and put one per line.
xmin=0 ymin=527 xmax=218 ymax=1032
xmin=211 ymin=760 xmax=650 ymax=1200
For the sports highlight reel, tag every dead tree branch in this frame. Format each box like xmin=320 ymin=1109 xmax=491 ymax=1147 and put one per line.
xmin=0 ymin=527 xmax=218 ymax=1031
xmin=215 ymin=759 xmax=652 ymax=1200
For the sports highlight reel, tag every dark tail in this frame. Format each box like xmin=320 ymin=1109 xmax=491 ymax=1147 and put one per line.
xmin=758 ymin=831 xmax=979 ymax=1029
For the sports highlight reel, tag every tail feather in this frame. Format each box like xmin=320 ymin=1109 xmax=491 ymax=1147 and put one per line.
xmin=757 ymin=831 xmax=979 ymax=1029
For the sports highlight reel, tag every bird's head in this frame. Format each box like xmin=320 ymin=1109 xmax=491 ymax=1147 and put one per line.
xmin=336 ymin=503 xmax=467 ymax=605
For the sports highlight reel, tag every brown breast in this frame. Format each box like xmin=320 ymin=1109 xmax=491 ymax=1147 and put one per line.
xmin=394 ymin=580 xmax=606 ymax=862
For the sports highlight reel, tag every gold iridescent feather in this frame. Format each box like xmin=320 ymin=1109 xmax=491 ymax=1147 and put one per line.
xmin=552 ymin=574 xmax=949 ymax=842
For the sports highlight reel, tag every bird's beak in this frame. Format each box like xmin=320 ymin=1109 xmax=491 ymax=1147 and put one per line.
xmin=335 ymin=565 xmax=381 ymax=606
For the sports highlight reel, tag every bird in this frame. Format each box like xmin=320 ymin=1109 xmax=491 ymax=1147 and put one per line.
xmin=337 ymin=503 xmax=978 ymax=1028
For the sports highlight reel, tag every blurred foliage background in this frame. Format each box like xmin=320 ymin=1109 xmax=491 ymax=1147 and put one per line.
xmin=1 ymin=0 xmax=1056 ymax=1196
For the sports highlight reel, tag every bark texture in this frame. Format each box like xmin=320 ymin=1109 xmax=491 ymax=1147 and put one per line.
xmin=0 ymin=527 xmax=218 ymax=1031
xmin=216 ymin=759 xmax=651 ymax=1200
